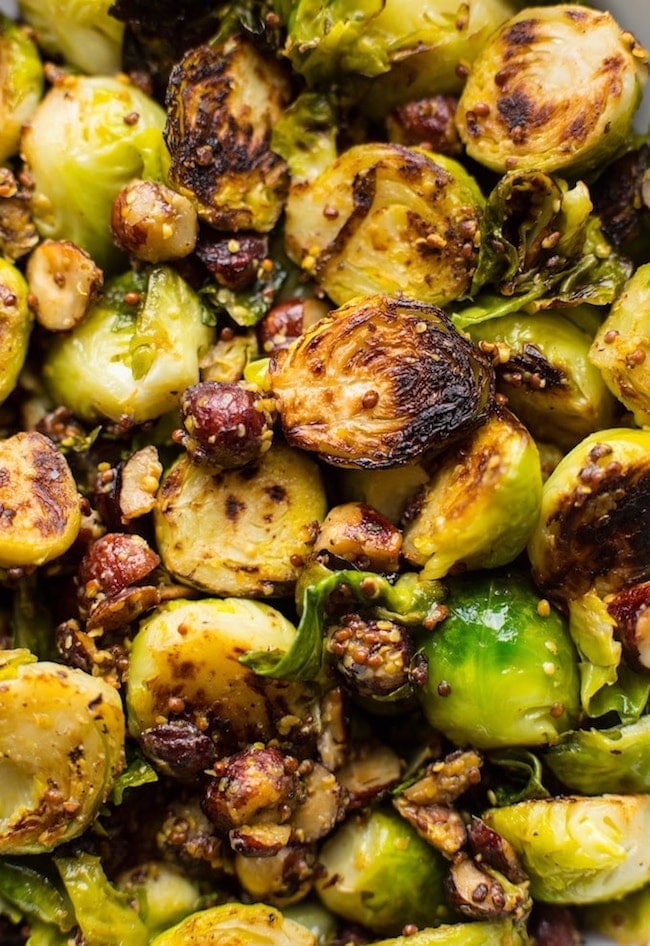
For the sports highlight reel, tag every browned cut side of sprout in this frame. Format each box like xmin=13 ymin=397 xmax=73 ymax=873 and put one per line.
xmin=164 ymin=34 xmax=291 ymax=232
xmin=269 ymin=293 xmax=495 ymax=469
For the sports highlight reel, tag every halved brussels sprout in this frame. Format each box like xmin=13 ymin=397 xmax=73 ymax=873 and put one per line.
xmin=315 ymin=807 xmax=450 ymax=935
xmin=284 ymin=143 xmax=485 ymax=307
xmin=127 ymin=597 xmax=316 ymax=751
xmin=165 ymin=34 xmax=290 ymax=233
xmin=527 ymin=428 xmax=650 ymax=608
xmin=589 ymin=262 xmax=650 ymax=427
xmin=154 ymin=442 xmax=327 ymax=598
xmin=0 ymin=652 xmax=125 ymax=854
xmin=150 ymin=902 xmax=317 ymax=946
xmin=401 ymin=407 xmax=542 ymax=579
xmin=545 ymin=716 xmax=650 ymax=795
xmin=483 ymin=794 xmax=650 ymax=905
xmin=371 ymin=920 xmax=530 ymax=945
xmin=336 ymin=462 xmax=430 ymax=525
xmin=467 ymin=310 xmax=619 ymax=450
xmin=17 ymin=0 xmax=124 ymax=74
xmin=268 ymin=293 xmax=494 ymax=469
xmin=582 ymin=882 xmax=650 ymax=946
xmin=280 ymin=0 xmax=518 ymax=118
xmin=456 ymin=5 xmax=649 ymax=176
xmin=21 ymin=72 xmax=168 ymax=270
xmin=416 ymin=570 xmax=580 ymax=749
xmin=0 ymin=257 xmax=34 ymax=407
xmin=0 ymin=14 xmax=43 ymax=165
xmin=42 ymin=267 xmax=215 ymax=424
xmin=0 ymin=431 xmax=82 ymax=569
xmin=115 ymin=861 xmax=202 ymax=938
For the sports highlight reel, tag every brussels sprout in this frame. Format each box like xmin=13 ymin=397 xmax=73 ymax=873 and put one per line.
xmin=589 ymin=262 xmax=650 ymax=427
xmin=401 ymin=407 xmax=542 ymax=579
xmin=336 ymin=463 xmax=430 ymax=525
xmin=284 ymin=143 xmax=485 ymax=307
xmin=42 ymin=267 xmax=215 ymax=424
xmin=115 ymin=861 xmax=202 ymax=937
xmin=370 ymin=920 xmax=530 ymax=945
xmin=270 ymin=92 xmax=338 ymax=185
xmin=416 ymin=570 xmax=580 ymax=749
xmin=314 ymin=807 xmax=451 ymax=935
xmin=21 ymin=72 xmax=168 ymax=271
xmin=482 ymin=794 xmax=650 ymax=905
xmin=165 ymin=34 xmax=290 ymax=233
xmin=268 ymin=294 xmax=494 ymax=469
xmin=150 ymin=901 xmax=317 ymax=946
xmin=55 ymin=854 xmax=149 ymax=946
xmin=467 ymin=310 xmax=619 ymax=450
xmin=582 ymin=882 xmax=650 ymax=946
xmin=17 ymin=0 xmax=124 ymax=74
xmin=126 ymin=597 xmax=316 ymax=750
xmin=527 ymin=428 xmax=650 ymax=608
xmin=545 ymin=716 xmax=650 ymax=795
xmin=280 ymin=0 xmax=518 ymax=118
xmin=154 ymin=442 xmax=327 ymax=598
xmin=0 ymin=15 xmax=43 ymax=165
xmin=456 ymin=5 xmax=649 ymax=177
xmin=0 ymin=654 xmax=125 ymax=854
xmin=0 ymin=431 xmax=81 ymax=569
xmin=0 ymin=257 xmax=34 ymax=406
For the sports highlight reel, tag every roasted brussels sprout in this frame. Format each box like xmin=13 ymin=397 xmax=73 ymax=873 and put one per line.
xmin=280 ymin=0 xmax=518 ymax=118
xmin=284 ymin=143 xmax=485 ymax=307
xmin=582 ymin=882 xmax=650 ymax=946
xmin=127 ymin=597 xmax=316 ymax=751
xmin=545 ymin=716 xmax=650 ymax=795
xmin=370 ymin=919 xmax=530 ymax=945
xmin=0 ymin=652 xmax=125 ymax=854
xmin=456 ymin=5 xmax=649 ymax=176
xmin=589 ymin=262 xmax=650 ymax=427
xmin=483 ymin=794 xmax=650 ymax=905
xmin=150 ymin=902 xmax=317 ymax=946
xmin=401 ymin=407 xmax=542 ymax=579
xmin=115 ymin=861 xmax=202 ymax=938
xmin=0 ymin=257 xmax=34 ymax=406
xmin=336 ymin=462 xmax=430 ymax=525
xmin=268 ymin=293 xmax=495 ymax=469
xmin=42 ymin=266 xmax=215 ymax=424
xmin=0 ymin=431 xmax=82 ymax=568
xmin=17 ymin=0 xmax=124 ymax=74
xmin=0 ymin=14 xmax=43 ymax=165
xmin=21 ymin=72 xmax=168 ymax=270
xmin=416 ymin=570 xmax=580 ymax=749
xmin=164 ymin=34 xmax=290 ymax=233
xmin=315 ymin=807 xmax=450 ymax=935
xmin=154 ymin=441 xmax=327 ymax=598
xmin=527 ymin=428 xmax=650 ymax=608
xmin=468 ymin=309 xmax=619 ymax=450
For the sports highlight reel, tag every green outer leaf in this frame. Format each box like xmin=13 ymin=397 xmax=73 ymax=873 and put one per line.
xmin=110 ymin=748 xmax=158 ymax=806
xmin=240 ymin=569 xmax=445 ymax=683
xmin=0 ymin=860 xmax=72 ymax=931
xmin=487 ymin=749 xmax=550 ymax=806
xmin=546 ymin=716 xmax=650 ymax=795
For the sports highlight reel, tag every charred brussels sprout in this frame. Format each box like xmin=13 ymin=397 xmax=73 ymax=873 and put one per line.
xmin=456 ymin=5 xmax=649 ymax=177
xmin=0 ymin=257 xmax=34 ymax=407
xmin=468 ymin=309 xmax=619 ymax=450
xmin=315 ymin=807 xmax=450 ymax=935
xmin=589 ymin=262 xmax=650 ymax=427
xmin=0 ymin=431 xmax=81 ymax=568
xmin=42 ymin=267 xmax=214 ymax=424
xmin=280 ymin=0 xmax=518 ymax=118
xmin=127 ymin=597 xmax=316 ymax=751
xmin=150 ymin=902 xmax=317 ymax=946
xmin=527 ymin=428 xmax=650 ymax=608
xmin=154 ymin=441 xmax=327 ymax=598
xmin=0 ymin=15 xmax=43 ymax=165
xmin=164 ymin=34 xmax=290 ymax=233
xmin=284 ymin=143 xmax=485 ymax=307
xmin=17 ymin=0 xmax=124 ymax=74
xmin=0 ymin=652 xmax=125 ymax=854
xmin=21 ymin=72 xmax=168 ymax=270
xmin=483 ymin=794 xmax=650 ymax=905
xmin=268 ymin=293 xmax=495 ymax=469
xmin=417 ymin=570 xmax=580 ymax=749
xmin=401 ymin=407 xmax=542 ymax=579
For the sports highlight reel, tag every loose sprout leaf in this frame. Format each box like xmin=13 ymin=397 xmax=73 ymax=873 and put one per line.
xmin=0 ymin=859 xmax=73 ymax=932
xmin=240 ymin=568 xmax=445 ymax=683
xmin=486 ymin=749 xmax=550 ymax=806
xmin=110 ymin=748 xmax=158 ymax=806
xmin=271 ymin=92 xmax=339 ymax=184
